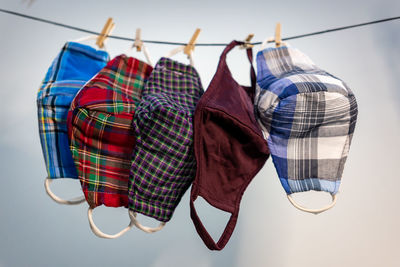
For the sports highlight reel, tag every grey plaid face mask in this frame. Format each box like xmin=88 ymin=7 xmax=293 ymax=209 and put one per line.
xmin=255 ymin=45 xmax=358 ymax=214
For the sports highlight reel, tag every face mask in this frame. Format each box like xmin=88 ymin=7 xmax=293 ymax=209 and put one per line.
xmin=37 ymin=42 xmax=109 ymax=205
xmin=255 ymin=45 xmax=358 ymax=214
xmin=128 ymin=57 xmax=204 ymax=232
xmin=68 ymin=55 xmax=153 ymax=238
xmin=190 ymin=41 xmax=270 ymax=250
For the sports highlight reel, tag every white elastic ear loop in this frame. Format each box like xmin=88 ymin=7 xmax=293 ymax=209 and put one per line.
xmin=87 ymin=207 xmax=135 ymax=239
xmin=71 ymin=35 xmax=98 ymax=43
xmin=126 ymin=44 xmax=153 ymax=66
xmin=287 ymin=193 xmax=338 ymax=215
xmin=142 ymin=45 xmax=153 ymax=66
xmin=69 ymin=35 xmax=109 ymax=52
xmin=261 ymin=37 xmax=274 ymax=49
xmin=165 ymin=46 xmax=194 ymax=67
xmin=128 ymin=210 xmax=166 ymax=233
xmin=44 ymin=178 xmax=85 ymax=205
xmin=188 ymin=52 xmax=194 ymax=67
xmin=166 ymin=45 xmax=185 ymax=58
xmin=260 ymin=37 xmax=289 ymax=50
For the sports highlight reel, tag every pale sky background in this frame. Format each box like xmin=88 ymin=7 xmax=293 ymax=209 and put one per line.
xmin=0 ymin=0 xmax=399 ymax=266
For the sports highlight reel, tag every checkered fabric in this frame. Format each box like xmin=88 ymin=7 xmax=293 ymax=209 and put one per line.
xmin=129 ymin=57 xmax=204 ymax=222
xmin=37 ymin=42 xmax=109 ymax=179
xmin=255 ymin=46 xmax=358 ymax=195
xmin=68 ymin=55 xmax=153 ymax=208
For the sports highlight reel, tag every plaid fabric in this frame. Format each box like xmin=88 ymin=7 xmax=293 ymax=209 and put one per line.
xmin=129 ymin=57 xmax=204 ymax=222
xmin=37 ymin=42 xmax=109 ymax=179
xmin=255 ymin=46 xmax=358 ymax=194
xmin=68 ymin=55 xmax=153 ymax=208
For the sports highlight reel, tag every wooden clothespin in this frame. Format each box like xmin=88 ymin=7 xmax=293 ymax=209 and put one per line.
xmin=240 ymin=33 xmax=254 ymax=49
xmin=96 ymin=18 xmax=115 ymax=49
xmin=134 ymin=28 xmax=143 ymax=52
xmin=275 ymin=23 xmax=282 ymax=47
xmin=184 ymin=28 xmax=201 ymax=57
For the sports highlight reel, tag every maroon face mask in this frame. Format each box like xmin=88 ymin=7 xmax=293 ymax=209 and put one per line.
xmin=190 ymin=40 xmax=270 ymax=250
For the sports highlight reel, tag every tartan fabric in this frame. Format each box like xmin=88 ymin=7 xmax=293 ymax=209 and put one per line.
xmin=68 ymin=55 xmax=153 ymax=208
xmin=255 ymin=46 xmax=358 ymax=194
xmin=129 ymin=57 xmax=204 ymax=222
xmin=37 ymin=42 xmax=109 ymax=179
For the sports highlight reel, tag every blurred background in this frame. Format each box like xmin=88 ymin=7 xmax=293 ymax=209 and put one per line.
xmin=0 ymin=0 xmax=399 ymax=266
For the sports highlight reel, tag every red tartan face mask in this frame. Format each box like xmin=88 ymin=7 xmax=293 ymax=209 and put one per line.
xmin=68 ymin=55 xmax=153 ymax=238
xmin=190 ymin=41 xmax=270 ymax=250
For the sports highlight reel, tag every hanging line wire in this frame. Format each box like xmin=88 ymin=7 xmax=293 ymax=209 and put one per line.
xmin=0 ymin=8 xmax=399 ymax=46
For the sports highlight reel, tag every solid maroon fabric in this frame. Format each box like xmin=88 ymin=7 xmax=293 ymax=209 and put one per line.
xmin=190 ymin=41 xmax=270 ymax=250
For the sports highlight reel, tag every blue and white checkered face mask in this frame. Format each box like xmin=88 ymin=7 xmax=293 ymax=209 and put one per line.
xmin=255 ymin=45 xmax=358 ymax=214
xmin=37 ymin=42 xmax=109 ymax=204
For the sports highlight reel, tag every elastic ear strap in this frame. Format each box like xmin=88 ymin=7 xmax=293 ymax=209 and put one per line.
xmin=219 ymin=40 xmax=241 ymax=59
xmin=188 ymin=53 xmax=194 ymax=67
xmin=189 ymin=198 xmax=238 ymax=251
xmin=287 ymin=193 xmax=338 ymax=215
xmin=71 ymin=35 xmax=98 ymax=43
xmin=128 ymin=210 xmax=166 ymax=233
xmin=142 ymin=44 xmax=153 ymax=67
xmin=219 ymin=41 xmax=256 ymax=89
xmin=261 ymin=37 xmax=273 ymax=49
xmin=87 ymin=207 xmax=134 ymax=239
xmin=44 ymin=178 xmax=85 ymax=205
xmin=70 ymin=35 xmax=108 ymax=52
xmin=246 ymin=47 xmax=256 ymax=88
xmin=165 ymin=46 xmax=185 ymax=58
xmin=165 ymin=45 xmax=195 ymax=67
xmin=101 ymin=43 xmax=109 ymax=53
xmin=126 ymin=44 xmax=153 ymax=67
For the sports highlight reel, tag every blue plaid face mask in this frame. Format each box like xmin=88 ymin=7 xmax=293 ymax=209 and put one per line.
xmin=37 ymin=42 xmax=109 ymax=204
xmin=255 ymin=45 xmax=358 ymax=214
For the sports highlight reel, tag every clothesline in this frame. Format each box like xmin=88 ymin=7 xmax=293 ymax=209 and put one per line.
xmin=0 ymin=8 xmax=399 ymax=46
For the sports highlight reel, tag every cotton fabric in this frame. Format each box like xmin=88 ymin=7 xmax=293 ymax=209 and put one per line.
xmin=68 ymin=55 xmax=153 ymax=208
xmin=37 ymin=42 xmax=109 ymax=179
xmin=129 ymin=57 xmax=204 ymax=222
xmin=190 ymin=41 xmax=269 ymax=251
xmin=255 ymin=46 xmax=358 ymax=195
